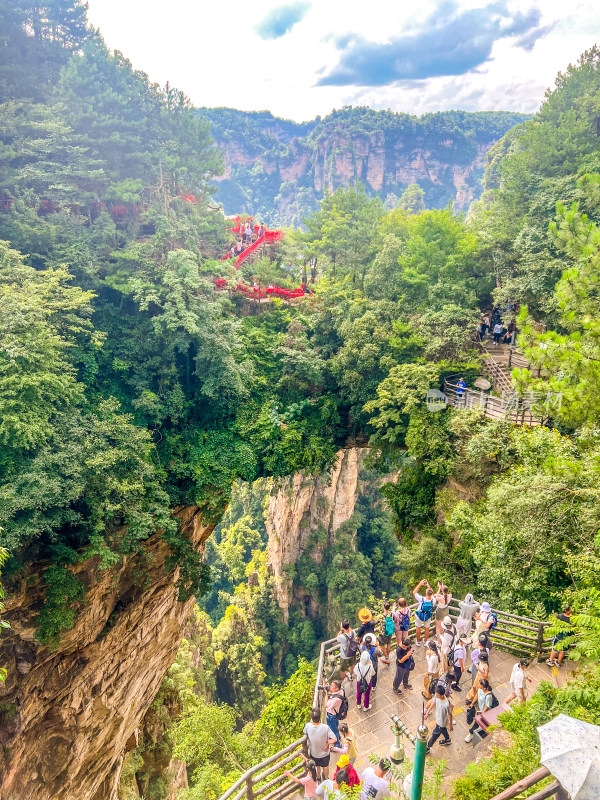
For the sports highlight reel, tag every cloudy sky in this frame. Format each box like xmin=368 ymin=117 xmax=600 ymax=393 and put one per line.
xmin=86 ymin=0 xmax=600 ymax=121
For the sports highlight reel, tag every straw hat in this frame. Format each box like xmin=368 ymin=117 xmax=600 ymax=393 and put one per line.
xmin=358 ymin=608 xmax=373 ymax=623
xmin=337 ymin=754 xmax=350 ymax=768
xmin=442 ymin=615 xmax=453 ymax=628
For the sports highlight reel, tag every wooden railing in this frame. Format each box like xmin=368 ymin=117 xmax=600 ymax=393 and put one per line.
xmin=444 ymin=379 xmax=546 ymax=426
xmin=491 ymin=767 xmax=567 ymax=800
xmin=218 ymin=604 xmax=551 ymax=800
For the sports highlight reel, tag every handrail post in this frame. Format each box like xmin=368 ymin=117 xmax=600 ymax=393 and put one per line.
xmin=245 ymin=776 xmax=254 ymax=800
xmin=536 ymin=623 xmax=545 ymax=656
xmin=410 ymin=723 xmax=429 ymax=800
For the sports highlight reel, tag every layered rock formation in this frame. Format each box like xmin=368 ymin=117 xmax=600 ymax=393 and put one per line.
xmin=200 ymin=107 xmax=530 ymax=225
xmin=0 ymin=507 xmax=213 ymax=800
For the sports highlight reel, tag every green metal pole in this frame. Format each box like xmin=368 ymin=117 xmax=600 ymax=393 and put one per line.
xmin=410 ymin=723 xmax=429 ymax=800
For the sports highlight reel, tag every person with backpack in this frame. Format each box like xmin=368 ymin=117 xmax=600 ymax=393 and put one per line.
xmin=438 ymin=615 xmax=457 ymax=675
xmin=393 ymin=635 xmax=414 ymax=695
xmin=357 ymin=608 xmax=376 ymax=643
xmin=336 ymin=619 xmax=358 ymax=682
xmin=422 ymin=641 xmax=440 ymax=700
xmin=302 ymin=708 xmax=337 ymax=781
xmin=392 ymin=598 xmax=411 ymax=646
xmin=504 ymin=659 xmax=531 ymax=704
xmin=362 ymin=634 xmax=383 ymax=691
xmin=331 ymin=722 xmax=357 ymax=763
xmin=474 ymin=602 xmax=496 ymax=638
xmin=465 ymin=678 xmax=495 ymax=742
xmin=379 ymin=601 xmax=395 ymax=664
xmin=412 ymin=579 xmax=437 ymax=646
xmin=285 ymin=754 xmax=318 ymax=798
xmin=355 ymin=649 xmax=375 ymax=711
xmin=323 ymin=679 xmax=346 ymax=747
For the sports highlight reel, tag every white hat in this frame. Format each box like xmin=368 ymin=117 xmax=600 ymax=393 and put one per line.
xmin=443 ymin=616 xmax=453 ymax=628
xmin=481 ymin=602 xmax=492 ymax=613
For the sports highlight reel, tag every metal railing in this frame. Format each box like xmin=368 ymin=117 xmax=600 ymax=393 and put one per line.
xmin=490 ymin=766 xmax=567 ymax=800
xmin=217 ymin=603 xmax=551 ymax=800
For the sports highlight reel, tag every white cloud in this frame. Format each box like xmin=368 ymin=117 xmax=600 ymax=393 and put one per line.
xmin=85 ymin=0 xmax=600 ymax=120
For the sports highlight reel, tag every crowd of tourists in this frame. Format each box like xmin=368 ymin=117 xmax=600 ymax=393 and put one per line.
xmin=296 ymin=582 xmax=573 ymax=799
xmin=477 ymin=308 xmax=517 ymax=346
xmin=226 ymin=220 xmax=267 ymax=260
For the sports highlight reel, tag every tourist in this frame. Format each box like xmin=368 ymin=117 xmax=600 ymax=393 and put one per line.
xmin=302 ymin=708 xmax=337 ymax=781
xmin=316 ymin=769 xmax=348 ymax=799
xmin=439 ymin=615 xmax=457 ymax=675
xmin=456 ymin=593 xmax=479 ymax=638
xmin=333 ymin=754 xmax=360 ymax=788
xmin=476 ymin=322 xmax=484 ymax=342
xmin=337 ymin=619 xmax=358 ymax=682
xmin=362 ymin=634 xmax=383 ymax=691
xmin=452 ymin=636 xmax=468 ymax=692
xmin=360 ymin=758 xmax=391 ymax=799
xmin=379 ymin=600 xmax=394 ymax=664
xmin=434 ymin=583 xmax=452 ymax=635
xmin=492 ymin=321 xmax=503 ymax=345
xmin=468 ymin=649 xmax=489 ymax=691
xmin=465 ymin=678 xmax=493 ymax=742
xmin=331 ymin=721 xmax=357 ymax=763
xmin=392 ymin=597 xmax=411 ymax=647
xmin=235 ymin=238 xmax=243 ymax=253
xmin=425 ymin=685 xmax=453 ymax=751
xmin=393 ymin=635 xmax=414 ymax=695
xmin=357 ymin=608 xmax=376 ymax=643
xmin=412 ymin=579 xmax=437 ymax=646
xmin=504 ymin=659 xmax=531 ymax=704
xmin=455 ymin=380 xmax=466 ymax=407
xmin=285 ymin=754 xmax=318 ymax=798
xmin=546 ymin=607 xmax=574 ymax=667
xmin=474 ymin=602 xmax=495 ymax=638
xmin=323 ymin=679 xmax=345 ymax=747
xmin=483 ymin=313 xmax=491 ymax=336
xmin=355 ymin=649 xmax=375 ymax=711
xmin=422 ymin=640 xmax=440 ymax=700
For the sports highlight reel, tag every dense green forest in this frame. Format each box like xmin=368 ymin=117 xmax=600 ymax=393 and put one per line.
xmin=3 ymin=3 xmax=600 ymax=799
xmin=201 ymin=106 xmax=530 ymax=224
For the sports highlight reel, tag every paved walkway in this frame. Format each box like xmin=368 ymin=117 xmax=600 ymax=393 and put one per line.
xmin=334 ymin=645 xmax=574 ymax=792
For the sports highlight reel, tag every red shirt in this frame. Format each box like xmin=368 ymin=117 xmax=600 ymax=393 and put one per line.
xmin=334 ymin=763 xmax=360 ymax=787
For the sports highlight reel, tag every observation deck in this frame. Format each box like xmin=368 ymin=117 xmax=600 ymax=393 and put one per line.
xmin=218 ymin=600 xmax=574 ymax=800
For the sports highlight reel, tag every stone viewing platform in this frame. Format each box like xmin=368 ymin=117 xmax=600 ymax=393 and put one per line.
xmin=218 ymin=601 xmax=573 ymax=800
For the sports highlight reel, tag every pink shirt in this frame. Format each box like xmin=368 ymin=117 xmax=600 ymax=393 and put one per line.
xmin=326 ymin=694 xmax=342 ymax=715
xmin=300 ymin=773 xmax=318 ymax=797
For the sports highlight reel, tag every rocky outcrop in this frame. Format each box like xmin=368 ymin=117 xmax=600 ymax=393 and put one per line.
xmin=266 ymin=448 xmax=376 ymax=623
xmin=200 ymin=107 xmax=530 ymax=224
xmin=0 ymin=507 xmax=214 ymax=800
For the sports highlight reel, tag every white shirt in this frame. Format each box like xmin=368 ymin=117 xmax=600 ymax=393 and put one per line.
xmin=440 ymin=626 xmax=456 ymax=654
xmin=426 ymin=652 xmax=440 ymax=673
xmin=316 ymin=780 xmax=340 ymax=799
xmin=510 ymin=663 xmax=525 ymax=691
xmin=453 ymin=643 xmax=466 ymax=666
xmin=360 ymin=768 xmax=390 ymax=799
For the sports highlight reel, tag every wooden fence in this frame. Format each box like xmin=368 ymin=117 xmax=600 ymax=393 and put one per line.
xmin=217 ymin=603 xmax=552 ymax=800
xmin=444 ymin=379 xmax=546 ymax=426
xmin=490 ymin=766 xmax=568 ymax=800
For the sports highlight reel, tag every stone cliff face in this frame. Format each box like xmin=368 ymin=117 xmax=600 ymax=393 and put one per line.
xmin=0 ymin=507 xmax=213 ymax=800
xmin=200 ymin=107 xmax=530 ymax=225
xmin=266 ymin=448 xmax=364 ymax=622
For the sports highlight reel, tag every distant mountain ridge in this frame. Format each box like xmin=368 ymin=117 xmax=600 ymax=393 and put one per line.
xmin=199 ymin=106 xmax=531 ymax=225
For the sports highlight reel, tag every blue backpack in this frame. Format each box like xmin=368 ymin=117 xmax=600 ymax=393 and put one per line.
xmin=384 ymin=614 xmax=395 ymax=637
xmin=489 ymin=611 xmax=498 ymax=632
xmin=416 ymin=599 xmax=434 ymax=622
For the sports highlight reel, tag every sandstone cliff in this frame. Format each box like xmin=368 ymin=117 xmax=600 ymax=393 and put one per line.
xmin=266 ymin=447 xmax=395 ymax=631
xmin=200 ymin=106 xmax=530 ymax=225
xmin=0 ymin=507 xmax=213 ymax=800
